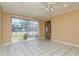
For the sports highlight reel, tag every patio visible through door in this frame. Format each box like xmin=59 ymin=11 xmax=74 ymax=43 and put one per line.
xmin=11 ymin=17 xmax=39 ymax=43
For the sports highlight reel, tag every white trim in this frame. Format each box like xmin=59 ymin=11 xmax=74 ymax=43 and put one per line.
xmin=3 ymin=42 xmax=11 ymax=46
xmin=52 ymin=39 xmax=79 ymax=47
xmin=54 ymin=7 xmax=79 ymax=17
xmin=45 ymin=7 xmax=79 ymax=20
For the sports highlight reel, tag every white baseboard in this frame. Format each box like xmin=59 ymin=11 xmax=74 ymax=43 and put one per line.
xmin=3 ymin=42 xmax=11 ymax=46
xmin=52 ymin=39 xmax=79 ymax=47
xmin=3 ymin=39 xmax=79 ymax=48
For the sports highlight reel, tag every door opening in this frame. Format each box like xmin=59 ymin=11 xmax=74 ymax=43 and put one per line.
xmin=45 ymin=20 xmax=51 ymax=39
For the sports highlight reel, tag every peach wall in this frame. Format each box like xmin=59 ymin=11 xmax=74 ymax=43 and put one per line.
xmin=2 ymin=12 xmax=44 ymax=43
xmin=39 ymin=21 xmax=45 ymax=39
xmin=51 ymin=9 xmax=79 ymax=45
xmin=2 ymin=12 xmax=12 ymax=43
xmin=0 ymin=6 xmax=2 ymax=43
xmin=2 ymin=8 xmax=79 ymax=45
xmin=0 ymin=11 xmax=2 ymax=43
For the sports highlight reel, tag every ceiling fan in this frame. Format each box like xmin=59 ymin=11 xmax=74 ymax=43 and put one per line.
xmin=38 ymin=2 xmax=57 ymax=20
xmin=38 ymin=2 xmax=68 ymax=20
xmin=38 ymin=2 xmax=57 ymax=12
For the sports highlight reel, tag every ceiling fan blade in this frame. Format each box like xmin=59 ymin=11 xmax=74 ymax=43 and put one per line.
xmin=37 ymin=2 xmax=61 ymax=11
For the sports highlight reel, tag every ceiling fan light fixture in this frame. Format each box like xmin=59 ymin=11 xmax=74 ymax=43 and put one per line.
xmin=19 ymin=3 xmax=24 ymax=8
xmin=46 ymin=2 xmax=55 ymax=12
xmin=64 ymin=4 xmax=67 ymax=7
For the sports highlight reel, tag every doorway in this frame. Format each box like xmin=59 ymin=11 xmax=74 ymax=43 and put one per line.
xmin=11 ymin=17 xmax=39 ymax=43
xmin=45 ymin=20 xmax=51 ymax=39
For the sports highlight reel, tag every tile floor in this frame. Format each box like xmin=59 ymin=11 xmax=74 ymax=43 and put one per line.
xmin=0 ymin=39 xmax=79 ymax=56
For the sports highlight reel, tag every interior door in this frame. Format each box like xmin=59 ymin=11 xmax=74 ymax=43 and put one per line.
xmin=45 ymin=21 xmax=51 ymax=39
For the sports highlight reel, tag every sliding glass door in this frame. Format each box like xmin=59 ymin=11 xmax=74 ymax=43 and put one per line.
xmin=12 ymin=17 xmax=39 ymax=43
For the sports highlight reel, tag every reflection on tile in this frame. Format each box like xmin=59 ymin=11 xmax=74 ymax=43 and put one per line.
xmin=0 ymin=39 xmax=79 ymax=56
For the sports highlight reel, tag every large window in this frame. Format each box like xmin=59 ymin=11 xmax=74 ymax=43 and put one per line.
xmin=12 ymin=18 xmax=39 ymax=32
xmin=12 ymin=18 xmax=28 ymax=32
xmin=12 ymin=17 xmax=39 ymax=41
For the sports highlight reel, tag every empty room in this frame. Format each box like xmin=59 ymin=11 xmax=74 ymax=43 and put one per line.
xmin=1 ymin=2 xmax=79 ymax=56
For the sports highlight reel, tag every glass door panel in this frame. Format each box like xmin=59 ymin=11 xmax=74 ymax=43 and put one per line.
xmin=12 ymin=17 xmax=39 ymax=43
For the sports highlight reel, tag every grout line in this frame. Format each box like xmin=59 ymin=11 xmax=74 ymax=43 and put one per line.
xmin=19 ymin=43 xmax=27 ymax=56
xmin=14 ymin=44 xmax=18 ymax=56
xmin=50 ymin=45 xmax=68 ymax=56
xmin=62 ymin=46 xmax=73 ymax=56
xmin=75 ymin=48 xmax=79 ymax=56
xmin=23 ymin=42 xmax=35 ymax=56
xmin=1 ymin=39 xmax=79 ymax=56
xmin=29 ymin=43 xmax=52 ymax=56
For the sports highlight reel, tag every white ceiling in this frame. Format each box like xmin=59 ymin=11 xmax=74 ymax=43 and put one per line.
xmin=0 ymin=2 xmax=79 ymax=20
